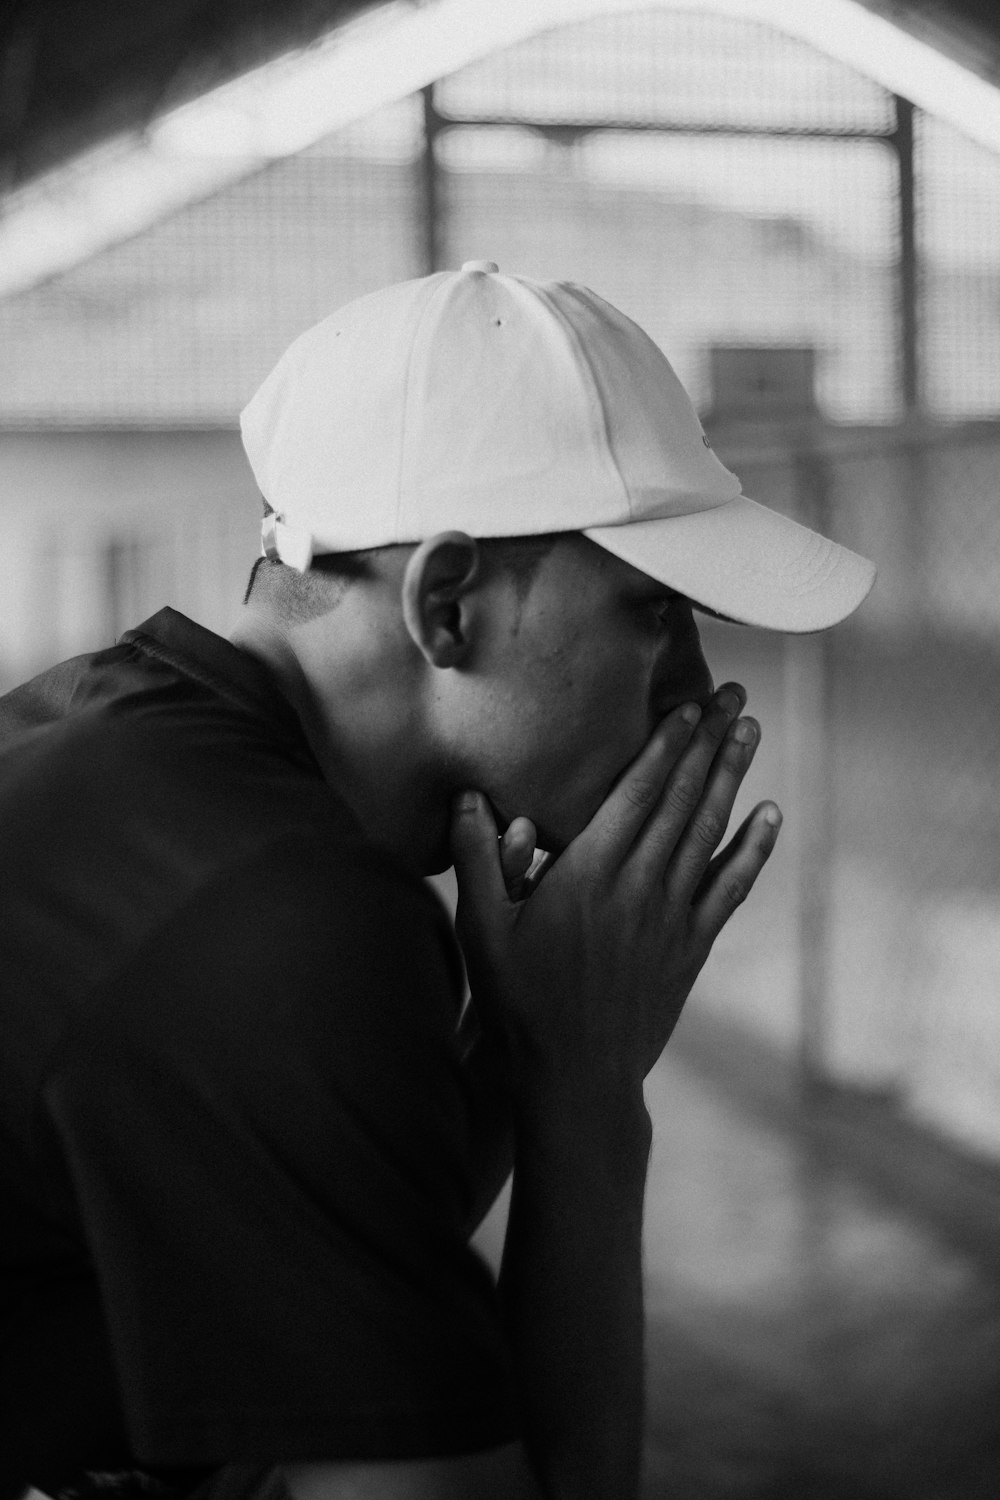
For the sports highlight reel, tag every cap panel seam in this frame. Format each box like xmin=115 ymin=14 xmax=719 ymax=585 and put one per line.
xmin=529 ymin=282 xmax=634 ymax=519
xmin=396 ymin=273 xmax=456 ymax=540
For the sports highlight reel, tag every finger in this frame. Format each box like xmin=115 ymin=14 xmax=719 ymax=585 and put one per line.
xmin=690 ymin=802 xmax=761 ymax=905
xmin=661 ymin=714 xmax=761 ymax=904
xmin=450 ymin=792 xmax=508 ymax=942
xmin=500 ymin=817 xmax=537 ymax=899
xmin=623 ymin=684 xmax=747 ymax=880
xmin=514 ymin=848 xmax=555 ymax=902
xmin=691 ymin=801 xmax=782 ymax=943
xmin=496 ymin=846 xmax=557 ymax=904
xmin=577 ymin=701 xmax=704 ymax=872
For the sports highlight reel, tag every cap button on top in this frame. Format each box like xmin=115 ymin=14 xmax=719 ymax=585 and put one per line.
xmin=461 ymin=260 xmax=499 ymax=274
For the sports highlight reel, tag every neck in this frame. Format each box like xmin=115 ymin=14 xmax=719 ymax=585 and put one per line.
xmin=229 ymin=606 xmax=452 ymax=874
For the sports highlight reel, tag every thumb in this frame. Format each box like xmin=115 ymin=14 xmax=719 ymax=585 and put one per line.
xmin=450 ymin=791 xmax=507 ymax=933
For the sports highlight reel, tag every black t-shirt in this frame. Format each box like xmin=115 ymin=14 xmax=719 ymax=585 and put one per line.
xmin=0 ymin=608 xmax=517 ymax=1493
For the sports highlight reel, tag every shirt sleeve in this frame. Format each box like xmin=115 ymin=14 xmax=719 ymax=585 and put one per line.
xmin=40 ymin=832 xmax=519 ymax=1467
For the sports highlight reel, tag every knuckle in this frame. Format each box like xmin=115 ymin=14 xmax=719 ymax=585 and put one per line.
xmin=664 ymin=774 xmax=701 ymax=818
xmin=722 ymin=871 xmax=751 ymax=908
xmin=623 ymin=774 xmax=660 ymax=811
xmin=691 ymin=807 xmax=727 ymax=849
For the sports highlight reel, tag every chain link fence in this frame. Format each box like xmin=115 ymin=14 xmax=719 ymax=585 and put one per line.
xmin=2 ymin=4 xmax=1000 ymax=1160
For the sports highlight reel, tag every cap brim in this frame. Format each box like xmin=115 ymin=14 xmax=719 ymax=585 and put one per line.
xmin=584 ymin=495 xmax=875 ymax=633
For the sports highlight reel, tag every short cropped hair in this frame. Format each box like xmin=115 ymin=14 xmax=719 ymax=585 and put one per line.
xmin=244 ymin=503 xmax=560 ymax=627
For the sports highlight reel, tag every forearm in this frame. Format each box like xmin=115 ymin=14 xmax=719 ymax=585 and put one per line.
xmin=499 ymin=1080 xmax=652 ymax=1500
xmin=449 ymin=691 xmax=775 ymax=1495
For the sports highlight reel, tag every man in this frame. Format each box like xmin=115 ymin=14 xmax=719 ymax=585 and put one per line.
xmin=0 ymin=261 xmax=874 ymax=1499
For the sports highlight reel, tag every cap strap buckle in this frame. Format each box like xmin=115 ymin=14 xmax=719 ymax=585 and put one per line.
xmin=260 ymin=513 xmax=314 ymax=572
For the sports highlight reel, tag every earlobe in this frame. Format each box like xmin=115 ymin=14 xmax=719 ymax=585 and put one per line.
xmin=402 ymin=531 xmax=481 ymax=668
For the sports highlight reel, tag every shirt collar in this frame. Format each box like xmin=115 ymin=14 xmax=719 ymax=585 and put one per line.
xmin=121 ymin=607 xmax=320 ymax=774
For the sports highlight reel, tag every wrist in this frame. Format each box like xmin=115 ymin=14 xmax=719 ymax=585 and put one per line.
xmin=509 ymin=1056 xmax=652 ymax=1158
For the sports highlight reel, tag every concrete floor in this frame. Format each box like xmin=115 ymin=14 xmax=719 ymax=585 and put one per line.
xmin=640 ymin=1039 xmax=1000 ymax=1499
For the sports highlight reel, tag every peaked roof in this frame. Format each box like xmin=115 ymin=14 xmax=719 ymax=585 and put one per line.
xmin=3 ymin=1 xmax=1000 ymax=191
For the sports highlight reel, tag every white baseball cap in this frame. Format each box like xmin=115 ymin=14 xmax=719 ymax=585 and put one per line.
xmin=240 ymin=260 xmax=875 ymax=632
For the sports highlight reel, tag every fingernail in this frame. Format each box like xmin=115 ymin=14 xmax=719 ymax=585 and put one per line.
xmin=733 ymin=718 xmax=757 ymax=746
xmin=764 ymin=805 xmax=782 ymax=829
xmin=717 ymin=687 xmax=743 ymax=716
xmin=680 ymin=702 xmax=702 ymax=726
xmin=456 ymin=791 xmax=480 ymax=813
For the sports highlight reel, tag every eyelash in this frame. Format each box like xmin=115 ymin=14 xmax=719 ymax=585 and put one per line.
xmin=651 ymin=593 xmax=682 ymax=622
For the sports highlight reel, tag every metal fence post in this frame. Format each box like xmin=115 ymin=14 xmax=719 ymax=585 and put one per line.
xmin=419 ymin=84 xmax=443 ymax=275
xmin=788 ymin=441 xmax=836 ymax=1096
xmin=892 ymin=94 xmax=919 ymax=415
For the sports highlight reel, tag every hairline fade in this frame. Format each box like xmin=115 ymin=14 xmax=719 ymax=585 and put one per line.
xmin=243 ymin=500 xmax=562 ymax=625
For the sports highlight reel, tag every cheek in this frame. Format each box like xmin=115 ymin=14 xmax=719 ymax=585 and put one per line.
xmin=529 ymin=652 xmax=654 ymax=803
xmin=578 ymin=638 xmax=656 ymax=727
xmin=472 ymin=627 xmax=657 ymax=838
xmin=533 ymin=646 xmax=642 ymax=746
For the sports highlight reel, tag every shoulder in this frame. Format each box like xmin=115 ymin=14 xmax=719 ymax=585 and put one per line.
xmin=43 ymin=823 xmax=476 ymax=1227
xmin=234 ymin=826 xmax=464 ymax=1008
xmin=56 ymin=827 xmax=467 ymax=1131
xmin=69 ymin=823 xmax=464 ymax=1050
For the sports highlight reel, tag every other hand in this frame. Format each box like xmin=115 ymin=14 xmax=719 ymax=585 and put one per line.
xmin=450 ymin=685 xmax=781 ymax=1101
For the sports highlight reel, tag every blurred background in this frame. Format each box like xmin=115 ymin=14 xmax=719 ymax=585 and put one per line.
xmin=3 ymin=1 xmax=1000 ymax=1494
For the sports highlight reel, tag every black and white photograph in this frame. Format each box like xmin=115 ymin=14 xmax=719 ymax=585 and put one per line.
xmin=2 ymin=3 xmax=999 ymax=1497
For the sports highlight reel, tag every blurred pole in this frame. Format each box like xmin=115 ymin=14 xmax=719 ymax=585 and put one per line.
xmin=419 ymin=84 xmax=443 ymax=275
xmin=890 ymin=94 xmax=929 ymax=641
xmin=889 ymin=94 xmax=930 ymax=1126
xmin=891 ymin=94 xmax=919 ymax=417
xmin=789 ymin=97 xmax=923 ymax=1099
xmin=787 ymin=442 xmax=835 ymax=1097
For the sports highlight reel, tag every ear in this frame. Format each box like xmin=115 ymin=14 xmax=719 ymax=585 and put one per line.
xmin=401 ymin=531 xmax=482 ymax=668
